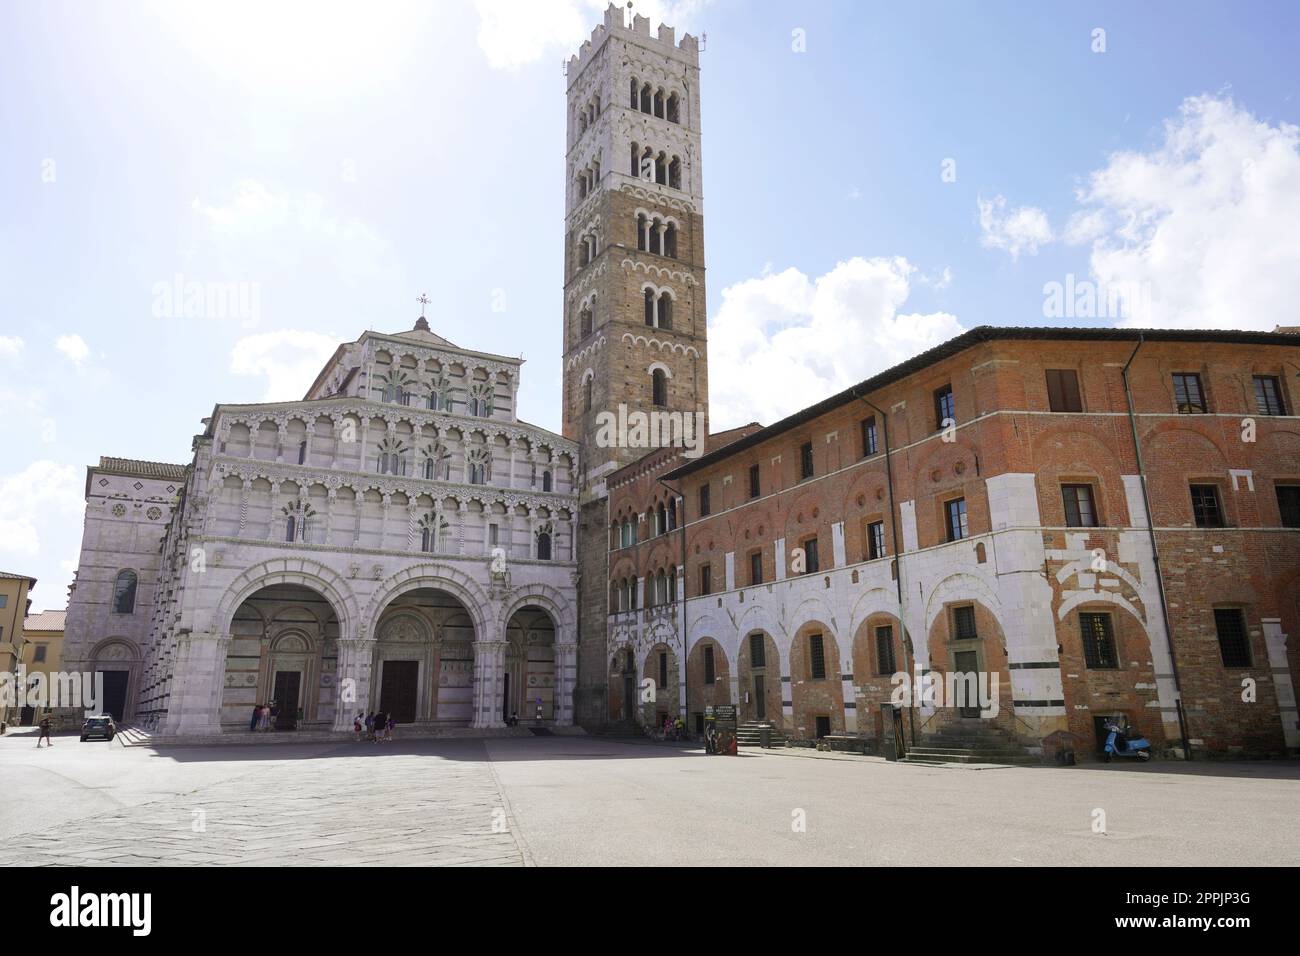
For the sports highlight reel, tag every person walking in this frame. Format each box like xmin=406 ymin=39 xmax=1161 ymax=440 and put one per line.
xmin=373 ymin=710 xmax=387 ymax=743
xmin=37 ymin=715 xmax=53 ymax=747
xmin=250 ymin=704 xmax=261 ymax=733
xmin=385 ymin=715 xmax=395 ymax=742
xmin=353 ymin=712 xmax=364 ymax=742
xmin=269 ymin=701 xmax=279 ymax=731
xmin=258 ymin=703 xmax=270 ymax=732
xmin=365 ymin=711 xmax=375 ymax=740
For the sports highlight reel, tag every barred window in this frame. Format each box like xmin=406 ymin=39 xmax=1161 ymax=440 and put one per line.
xmin=749 ymin=633 xmax=765 ymax=669
xmin=704 ymin=645 xmax=715 ymax=685
xmin=1079 ymin=612 xmax=1118 ymax=669
xmin=1214 ymin=608 xmax=1251 ymax=667
xmin=875 ymin=624 xmax=896 ymax=675
xmin=809 ymin=633 xmax=826 ymax=679
xmin=953 ymin=605 xmax=977 ymax=641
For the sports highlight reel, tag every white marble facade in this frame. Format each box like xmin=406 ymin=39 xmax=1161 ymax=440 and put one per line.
xmin=61 ymin=321 xmax=580 ymax=735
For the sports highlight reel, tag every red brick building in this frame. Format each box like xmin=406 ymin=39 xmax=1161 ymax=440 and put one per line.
xmin=601 ymin=326 xmax=1300 ymax=759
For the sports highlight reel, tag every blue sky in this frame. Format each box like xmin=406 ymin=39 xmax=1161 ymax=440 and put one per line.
xmin=2 ymin=0 xmax=1298 ymax=606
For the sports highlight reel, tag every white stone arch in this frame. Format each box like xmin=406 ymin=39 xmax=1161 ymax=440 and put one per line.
xmin=211 ymin=557 xmax=360 ymax=639
xmin=364 ymin=561 xmax=492 ymax=640
xmin=847 ymin=587 xmax=903 ymax=647
xmin=923 ymin=569 xmax=1002 ymax=635
xmin=501 ymin=586 xmax=575 ymax=639
xmin=785 ymin=594 xmax=842 ymax=663
xmin=647 ymin=361 xmax=673 ymax=379
xmin=1057 ymin=589 xmax=1148 ymax=630
xmin=735 ymin=602 xmax=787 ymax=673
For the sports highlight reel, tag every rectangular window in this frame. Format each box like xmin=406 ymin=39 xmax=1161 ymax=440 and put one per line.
xmin=698 ymin=483 xmax=711 ymax=517
xmin=749 ymin=463 xmax=760 ymax=499
xmin=800 ymin=441 xmax=814 ymax=480
xmin=804 ymin=537 xmax=820 ymax=573
xmin=875 ymin=625 xmax=896 ymax=675
xmin=1254 ymin=375 xmax=1286 ymax=416
xmin=867 ymin=520 xmax=886 ymax=560
xmin=934 ymin=384 xmax=955 ymax=430
xmin=297 ymin=441 xmax=308 ymax=465
xmin=1214 ymin=608 xmax=1252 ymax=667
xmin=1046 ymin=369 xmax=1083 ymax=412
xmin=1062 ymin=484 xmax=1099 ymax=527
xmin=1278 ymin=486 xmax=1300 ymax=528
xmin=861 ymin=416 xmax=878 ymax=456
xmin=704 ymin=645 xmax=715 ymax=685
xmin=749 ymin=633 xmax=766 ymax=669
xmin=658 ymin=652 xmax=668 ymax=690
xmin=0 ymin=595 xmax=6 ymax=608
xmin=699 ymin=564 xmax=712 ymax=596
xmin=1079 ymin=612 xmax=1119 ymax=669
xmin=953 ymin=605 xmax=978 ymax=641
xmin=488 ymin=524 xmax=499 ymax=546
xmin=809 ymin=633 xmax=826 ymax=679
xmin=1173 ymin=373 xmax=1207 ymax=414
xmin=945 ymin=497 xmax=969 ymax=541
xmin=1190 ymin=484 xmax=1224 ymax=528
xmin=749 ymin=551 xmax=763 ymax=586
xmin=33 ymin=644 xmax=48 ymax=663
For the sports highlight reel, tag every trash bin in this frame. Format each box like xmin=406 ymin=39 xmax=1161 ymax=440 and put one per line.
xmin=759 ymin=725 xmax=771 ymax=749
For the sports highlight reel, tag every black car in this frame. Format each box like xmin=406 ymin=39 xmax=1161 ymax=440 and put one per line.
xmin=80 ymin=715 xmax=116 ymax=741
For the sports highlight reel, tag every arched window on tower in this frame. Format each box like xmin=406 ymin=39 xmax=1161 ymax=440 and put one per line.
xmin=640 ymin=82 xmax=652 ymax=114
xmin=644 ymin=288 xmax=655 ymax=326
xmin=580 ymin=306 xmax=593 ymax=337
xmin=655 ymin=152 xmax=667 ymax=185
xmin=636 ymin=214 xmax=648 ymax=251
xmin=630 ymin=78 xmax=638 ymax=109
xmin=669 ymin=156 xmax=682 ymax=189
xmin=112 ymin=569 xmax=138 ymax=614
xmin=665 ymin=222 xmax=678 ymax=258
xmin=653 ymin=88 xmax=665 ymax=118
xmin=536 ymin=525 xmax=553 ymax=561
xmin=542 ymin=470 xmax=553 ymax=492
xmin=584 ymin=377 xmax=593 ymax=412
xmin=667 ymin=92 xmax=681 ymax=124
xmin=658 ymin=292 xmax=673 ymax=330
xmin=652 ymin=368 xmax=668 ymax=407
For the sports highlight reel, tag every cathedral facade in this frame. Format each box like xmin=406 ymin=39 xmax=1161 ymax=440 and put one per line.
xmin=61 ymin=321 xmax=580 ymax=735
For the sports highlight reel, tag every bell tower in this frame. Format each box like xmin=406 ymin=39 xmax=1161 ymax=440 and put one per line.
xmin=561 ymin=4 xmax=709 ymax=724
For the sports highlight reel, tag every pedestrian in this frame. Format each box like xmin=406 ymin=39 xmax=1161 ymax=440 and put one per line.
xmin=269 ymin=701 xmax=279 ymax=731
xmin=353 ymin=712 xmax=364 ymax=742
xmin=37 ymin=715 xmax=52 ymax=747
xmin=385 ymin=715 xmax=395 ymax=742
xmin=258 ymin=703 xmax=270 ymax=731
xmin=373 ymin=710 xmax=387 ymax=743
xmin=365 ymin=711 xmax=375 ymax=740
xmin=250 ymin=704 xmax=260 ymax=733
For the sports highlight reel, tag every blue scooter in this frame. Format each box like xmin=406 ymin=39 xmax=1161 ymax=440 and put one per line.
xmin=1102 ymin=718 xmax=1151 ymax=762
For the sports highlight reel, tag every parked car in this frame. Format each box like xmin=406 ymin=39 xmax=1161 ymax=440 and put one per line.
xmin=80 ymin=715 xmax=116 ymax=742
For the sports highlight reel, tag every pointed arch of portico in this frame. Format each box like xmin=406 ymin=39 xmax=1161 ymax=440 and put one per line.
xmin=923 ymin=570 xmax=1002 ymax=635
xmin=848 ymin=587 xmax=904 ymax=647
xmin=364 ymin=562 xmax=492 ymax=639
xmin=213 ymin=557 xmax=360 ymax=638
xmin=735 ymin=602 xmax=785 ymax=669
xmin=786 ymin=595 xmax=841 ymax=659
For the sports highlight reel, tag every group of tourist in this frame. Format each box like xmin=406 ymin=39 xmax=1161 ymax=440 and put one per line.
xmin=353 ymin=711 xmax=396 ymax=742
xmin=248 ymin=702 xmax=280 ymax=732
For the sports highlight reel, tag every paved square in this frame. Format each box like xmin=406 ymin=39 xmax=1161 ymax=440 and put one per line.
xmin=1 ymin=729 xmax=1296 ymax=866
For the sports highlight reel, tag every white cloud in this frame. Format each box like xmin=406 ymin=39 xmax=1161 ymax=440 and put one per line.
xmin=474 ymin=0 xmax=708 ymax=70
xmin=708 ymin=257 xmax=964 ymax=429
xmin=192 ymin=179 xmax=395 ymax=284
xmin=230 ymin=330 xmax=341 ymax=402
xmin=55 ymin=334 xmax=90 ymax=365
xmin=977 ymin=195 xmax=1053 ymax=260
xmin=0 ymin=336 xmax=23 ymax=357
xmin=1067 ymin=95 xmax=1300 ymax=330
xmin=0 ymin=461 xmax=84 ymax=557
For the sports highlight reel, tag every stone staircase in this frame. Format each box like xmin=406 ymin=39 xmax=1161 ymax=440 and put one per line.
xmin=736 ymin=721 xmax=787 ymax=748
xmin=904 ymin=717 xmax=1036 ymax=766
xmin=114 ymin=724 xmax=154 ymax=747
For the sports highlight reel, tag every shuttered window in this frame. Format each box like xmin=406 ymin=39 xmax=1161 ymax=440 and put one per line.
xmin=1046 ymin=369 xmax=1083 ymax=412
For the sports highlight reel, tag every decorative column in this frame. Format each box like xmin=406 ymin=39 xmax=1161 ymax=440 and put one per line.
xmin=332 ymin=638 xmax=374 ymax=731
xmin=471 ymin=640 xmax=508 ymax=729
xmin=159 ymin=631 xmax=230 ymax=737
xmin=555 ymin=641 xmax=578 ymax=726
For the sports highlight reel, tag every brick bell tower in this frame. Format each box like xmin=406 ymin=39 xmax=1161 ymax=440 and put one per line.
xmin=561 ymin=4 xmax=710 ymax=724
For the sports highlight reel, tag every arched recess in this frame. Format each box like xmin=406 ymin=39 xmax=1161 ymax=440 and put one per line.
xmin=88 ymin=637 xmax=141 ymax=723
xmin=211 ymin=557 xmax=360 ymax=639
xmin=686 ymin=637 xmax=731 ymax=730
xmin=736 ymin=628 xmax=783 ymax=729
xmin=608 ymin=643 xmax=637 ymax=723
xmin=850 ymin=611 xmax=905 ymax=747
xmin=788 ymin=619 xmax=844 ymax=741
xmin=364 ymin=562 xmax=492 ymax=640
xmin=504 ymin=604 xmax=557 ymax=723
xmin=641 ymin=641 xmax=680 ymax=727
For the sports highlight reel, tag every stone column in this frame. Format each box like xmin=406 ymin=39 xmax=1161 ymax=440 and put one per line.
xmin=159 ymin=631 xmax=230 ymax=737
xmin=1261 ymin=619 xmax=1300 ymax=750
xmin=555 ymin=641 xmax=578 ymax=726
xmin=332 ymin=638 xmax=374 ymax=731
xmin=471 ymin=640 xmax=508 ymax=729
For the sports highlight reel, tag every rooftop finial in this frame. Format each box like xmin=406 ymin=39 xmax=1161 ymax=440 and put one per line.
xmin=415 ymin=293 xmax=431 ymax=331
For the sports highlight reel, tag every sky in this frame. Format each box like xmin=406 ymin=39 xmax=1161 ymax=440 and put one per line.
xmin=1 ymin=0 xmax=1298 ymax=607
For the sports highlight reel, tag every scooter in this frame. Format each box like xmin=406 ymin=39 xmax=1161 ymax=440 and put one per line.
xmin=1102 ymin=719 xmax=1151 ymax=762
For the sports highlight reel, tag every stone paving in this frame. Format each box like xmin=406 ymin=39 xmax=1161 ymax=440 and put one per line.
xmin=0 ymin=732 xmax=526 ymax=866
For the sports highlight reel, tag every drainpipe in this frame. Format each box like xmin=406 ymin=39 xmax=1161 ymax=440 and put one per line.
xmin=658 ymin=477 xmax=689 ymax=728
xmin=851 ymin=388 xmax=914 ymax=750
xmin=1121 ymin=334 xmax=1192 ymax=760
